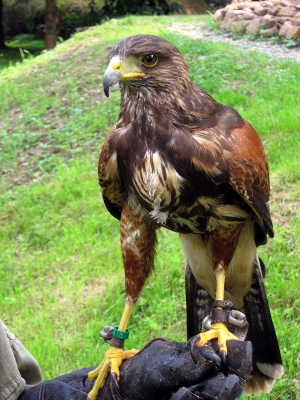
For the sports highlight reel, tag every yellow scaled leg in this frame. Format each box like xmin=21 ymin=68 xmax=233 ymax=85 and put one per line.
xmin=197 ymin=265 xmax=237 ymax=355
xmin=87 ymin=301 xmax=138 ymax=400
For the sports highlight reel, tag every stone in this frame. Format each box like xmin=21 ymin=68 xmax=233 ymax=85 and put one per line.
xmin=236 ymin=2 xmax=254 ymax=10
xmin=260 ymin=1 xmax=273 ymax=8
xmin=269 ymin=6 xmax=281 ymax=16
xmin=233 ymin=9 xmax=245 ymax=16
xmin=214 ymin=0 xmax=299 ymax=41
xmin=273 ymin=1 xmax=291 ymax=6
xmin=260 ymin=14 xmax=278 ymax=29
xmin=220 ymin=9 xmax=239 ymax=30
xmin=253 ymin=4 xmax=269 ymax=17
xmin=278 ymin=6 xmax=296 ymax=17
xmin=278 ymin=20 xmax=293 ymax=36
xmin=229 ymin=20 xmax=250 ymax=32
xmin=214 ymin=9 xmax=224 ymax=23
xmin=285 ymin=24 xmax=300 ymax=39
xmin=243 ymin=8 xmax=255 ymax=20
xmin=277 ymin=16 xmax=294 ymax=24
xmin=246 ymin=18 xmax=261 ymax=34
xmin=260 ymin=26 xmax=279 ymax=37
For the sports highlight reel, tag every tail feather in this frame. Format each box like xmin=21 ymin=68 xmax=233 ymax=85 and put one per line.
xmin=244 ymin=256 xmax=284 ymax=394
xmin=185 ymin=263 xmax=214 ymax=339
xmin=185 ymin=258 xmax=284 ymax=395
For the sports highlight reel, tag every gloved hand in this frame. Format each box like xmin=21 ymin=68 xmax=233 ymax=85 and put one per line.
xmin=19 ymin=337 xmax=252 ymax=400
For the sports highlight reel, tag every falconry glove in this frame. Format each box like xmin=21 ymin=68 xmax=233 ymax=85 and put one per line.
xmin=19 ymin=337 xmax=252 ymax=400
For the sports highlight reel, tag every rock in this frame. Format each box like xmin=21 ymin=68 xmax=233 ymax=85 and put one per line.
xmin=233 ymin=9 xmax=245 ymax=16
xmin=214 ymin=0 xmax=300 ymax=42
xmin=246 ymin=18 xmax=261 ymax=34
xmin=220 ymin=10 xmax=239 ymax=31
xmin=243 ymin=9 xmax=255 ymax=20
xmin=260 ymin=26 xmax=279 ymax=37
xmin=273 ymin=1 xmax=291 ymax=6
xmin=279 ymin=20 xmax=293 ymax=36
xmin=269 ymin=6 xmax=281 ymax=16
xmin=295 ymin=11 xmax=300 ymax=19
xmin=214 ymin=9 xmax=224 ymax=23
xmin=277 ymin=16 xmax=294 ymax=24
xmin=285 ymin=24 xmax=300 ymax=39
xmin=260 ymin=1 xmax=273 ymax=8
xmin=278 ymin=7 xmax=296 ymax=17
xmin=253 ymin=4 xmax=269 ymax=16
xmin=230 ymin=20 xmax=250 ymax=32
xmin=260 ymin=14 xmax=278 ymax=29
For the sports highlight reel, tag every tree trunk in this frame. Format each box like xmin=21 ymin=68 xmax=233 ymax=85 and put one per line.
xmin=0 ymin=0 xmax=7 ymax=49
xmin=45 ymin=0 xmax=57 ymax=50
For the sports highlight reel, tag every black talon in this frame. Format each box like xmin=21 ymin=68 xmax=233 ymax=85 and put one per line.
xmin=111 ymin=372 xmax=126 ymax=400
xmin=82 ymin=374 xmax=88 ymax=387
xmin=189 ymin=335 xmax=202 ymax=364
xmin=200 ymin=345 xmax=222 ymax=366
xmin=221 ymin=350 xmax=227 ymax=369
xmin=189 ymin=336 xmax=221 ymax=367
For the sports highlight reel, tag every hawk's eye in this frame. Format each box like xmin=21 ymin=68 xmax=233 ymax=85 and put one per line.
xmin=141 ymin=54 xmax=158 ymax=67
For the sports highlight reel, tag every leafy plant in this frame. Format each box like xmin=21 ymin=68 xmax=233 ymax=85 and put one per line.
xmin=281 ymin=37 xmax=299 ymax=48
xmin=98 ymin=0 xmax=181 ymax=18
xmin=19 ymin=47 xmax=34 ymax=60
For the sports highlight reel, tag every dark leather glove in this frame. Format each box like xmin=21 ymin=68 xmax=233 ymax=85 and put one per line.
xmin=19 ymin=337 xmax=252 ymax=400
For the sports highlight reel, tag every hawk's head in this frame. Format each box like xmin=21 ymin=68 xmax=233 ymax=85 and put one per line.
xmin=103 ymin=35 xmax=190 ymax=97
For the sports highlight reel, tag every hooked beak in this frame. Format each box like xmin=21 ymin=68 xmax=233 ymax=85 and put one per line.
xmin=103 ymin=56 xmax=122 ymax=98
xmin=103 ymin=55 xmax=145 ymax=97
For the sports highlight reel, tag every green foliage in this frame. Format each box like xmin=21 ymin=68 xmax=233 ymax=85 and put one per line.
xmin=2 ymin=0 xmax=181 ymax=39
xmin=0 ymin=15 xmax=299 ymax=399
xmin=59 ymin=0 xmax=103 ymax=31
xmin=3 ymin=0 xmax=46 ymax=36
xmin=0 ymin=34 xmax=45 ymax=69
xmin=99 ymin=0 xmax=182 ymax=18
xmin=2 ymin=0 xmax=105 ymax=37
xmin=281 ymin=37 xmax=299 ymax=48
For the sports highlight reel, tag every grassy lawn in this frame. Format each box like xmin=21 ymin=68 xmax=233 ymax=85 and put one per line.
xmin=0 ymin=14 xmax=299 ymax=399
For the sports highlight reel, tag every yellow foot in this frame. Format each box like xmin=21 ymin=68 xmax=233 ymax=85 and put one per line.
xmin=87 ymin=346 xmax=138 ymax=400
xmin=197 ymin=322 xmax=237 ymax=355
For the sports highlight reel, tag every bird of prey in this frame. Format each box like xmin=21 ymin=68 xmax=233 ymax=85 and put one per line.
xmin=87 ymin=34 xmax=284 ymax=399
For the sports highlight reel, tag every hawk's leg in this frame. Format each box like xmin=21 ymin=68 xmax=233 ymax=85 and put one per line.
xmin=87 ymin=299 xmax=138 ymax=400
xmin=88 ymin=202 xmax=157 ymax=400
xmin=196 ymin=224 xmax=242 ymax=358
xmin=196 ymin=265 xmax=237 ymax=357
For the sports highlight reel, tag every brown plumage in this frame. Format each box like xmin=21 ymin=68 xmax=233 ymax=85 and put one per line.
xmin=91 ymin=34 xmax=283 ymax=398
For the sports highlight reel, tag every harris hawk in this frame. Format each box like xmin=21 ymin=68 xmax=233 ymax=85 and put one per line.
xmin=87 ymin=35 xmax=284 ymax=399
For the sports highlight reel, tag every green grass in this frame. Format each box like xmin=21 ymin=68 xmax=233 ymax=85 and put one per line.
xmin=0 ymin=14 xmax=299 ymax=399
xmin=0 ymin=34 xmax=45 ymax=70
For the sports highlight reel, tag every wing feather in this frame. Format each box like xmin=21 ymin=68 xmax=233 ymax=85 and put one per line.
xmin=187 ymin=108 xmax=273 ymax=244
xmin=225 ymin=121 xmax=273 ymax=243
xmin=98 ymin=129 xmax=124 ymax=220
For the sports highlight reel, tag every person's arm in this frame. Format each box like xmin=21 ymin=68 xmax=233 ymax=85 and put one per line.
xmin=0 ymin=320 xmax=42 ymax=400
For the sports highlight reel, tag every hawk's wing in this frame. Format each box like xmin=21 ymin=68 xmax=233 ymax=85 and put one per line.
xmin=187 ymin=105 xmax=273 ymax=245
xmin=225 ymin=120 xmax=273 ymax=244
xmin=98 ymin=127 xmax=124 ymax=221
